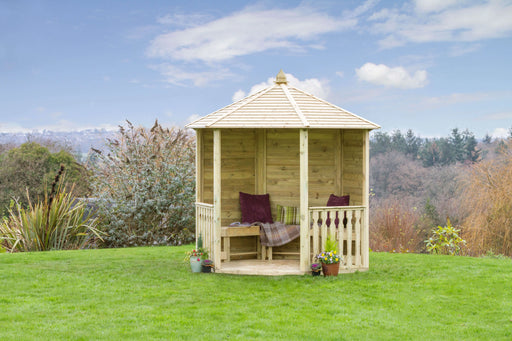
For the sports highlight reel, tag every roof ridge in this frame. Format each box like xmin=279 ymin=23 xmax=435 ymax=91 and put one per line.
xmin=288 ymin=86 xmax=381 ymax=129
xmin=205 ymin=85 xmax=277 ymax=128
xmin=280 ymin=84 xmax=309 ymax=127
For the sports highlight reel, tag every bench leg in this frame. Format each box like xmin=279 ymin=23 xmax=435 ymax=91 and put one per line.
xmin=226 ymin=237 xmax=230 ymax=261
xmin=257 ymin=236 xmax=261 ymax=260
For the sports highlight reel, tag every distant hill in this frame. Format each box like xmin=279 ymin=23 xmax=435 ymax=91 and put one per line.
xmin=0 ymin=129 xmax=116 ymax=157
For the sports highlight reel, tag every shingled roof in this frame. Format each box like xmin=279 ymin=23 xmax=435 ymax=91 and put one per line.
xmin=186 ymin=70 xmax=380 ymax=130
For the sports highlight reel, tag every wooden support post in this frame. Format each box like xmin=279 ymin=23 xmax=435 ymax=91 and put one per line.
xmin=335 ymin=130 xmax=342 ymax=195
xmin=299 ymin=129 xmax=309 ymax=272
xmin=255 ymin=129 xmax=267 ymax=194
xmin=362 ymin=130 xmax=370 ymax=269
xmin=213 ymin=129 xmax=222 ymax=269
xmin=195 ymin=129 xmax=204 ymax=203
xmin=195 ymin=130 xmax=203 ymax=249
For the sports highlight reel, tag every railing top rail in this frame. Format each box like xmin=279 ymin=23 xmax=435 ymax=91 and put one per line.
xmin=195 ymin=202 xmax=214 ymax=208
xmin=309 ymin=205 xmax=366 ymax=210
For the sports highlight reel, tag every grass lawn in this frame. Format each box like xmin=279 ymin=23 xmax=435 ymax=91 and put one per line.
xmin=1 ymin=246 xmax=511 ymax=340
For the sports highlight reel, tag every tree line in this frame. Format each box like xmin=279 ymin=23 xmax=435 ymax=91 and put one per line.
xmin=1 ymin=123 xmax=512 ymax=256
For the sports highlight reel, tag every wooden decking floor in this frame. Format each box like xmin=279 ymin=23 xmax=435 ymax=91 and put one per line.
xmin=216 ymin=259 xmax=304 ymax=276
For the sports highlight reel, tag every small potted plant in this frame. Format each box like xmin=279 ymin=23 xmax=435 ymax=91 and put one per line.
xmin=317 ymin=236 xmax=341 ymax=277
xmin=186 ymin=234 xmax=208 ymax=273
xmin=202 ymin=259 xmax=214 ymax=273
xmin=311 ymin=263 xmax=322 ymax=276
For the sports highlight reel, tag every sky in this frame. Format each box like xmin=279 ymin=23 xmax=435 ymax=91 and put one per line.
xmin=1 ymin=0 xmax=512 ymax=138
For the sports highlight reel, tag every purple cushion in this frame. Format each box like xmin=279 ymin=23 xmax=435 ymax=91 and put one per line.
xmin=327 ymin=194 xmax=350 ymax=207
xmin=326 ymin=194 xmax=350 ymax=228
xmin=239 ymin=192 xmax=273 ymax=224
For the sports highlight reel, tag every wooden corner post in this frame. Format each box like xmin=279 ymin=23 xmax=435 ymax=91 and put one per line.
xmin=362 ymin=130 xmax=370 ymax=269
xmin=213 ymin=129 xmax=222 ymax=269
xmin=299 ymin=129 xmax=309 ymax=272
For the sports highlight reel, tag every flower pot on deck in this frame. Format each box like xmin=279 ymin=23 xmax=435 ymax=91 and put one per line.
xmin=312 ymin=270 xmax=321 ymax=277
xmin=321 ymin=263 xmax=340 ymax=277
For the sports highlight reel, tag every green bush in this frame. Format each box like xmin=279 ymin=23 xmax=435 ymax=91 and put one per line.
xmin=90 ymin=121 xmax=195 ymax=247
xmin=425 ymin=219 xmax=466 ymax=255
xmin=0 ymin=169 xmax=103 ymax=252
xmin=0 ymin=141 xmax=90 ymax=217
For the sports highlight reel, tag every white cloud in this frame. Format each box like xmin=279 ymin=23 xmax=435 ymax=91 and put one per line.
xmin=414 ymin=0 xmax=460 ymax=13
xmin=150 ymin=64 xmax=233 ymax=87
xmin=369 ymin=0 xmax=512 ymax=48
xmin=449 ymin=43 xmax=481 ymax=56
xmin=355 ymin=62 xmax=428 ymax=89
xmin=335 ymin=71 xmax=344 ymax=78
xmin=187 ymin=114 xmax=201 ymax=124
xmin=156 ymin=13 xmax=212 ymax=27
xmin=484 ymin=112 xmax=512 ymax=120
xmin=147 ymin=6 xmax=355 ymax=63
xmin=232 ymin=72 xmax=330 ymax=100
xmin=232 ymin=90 xmax=246 ymax=102
xmin=491 ymin=127 xmax=509 ymax=138
xmin=424 ymin=92 xmax=490 ymax=106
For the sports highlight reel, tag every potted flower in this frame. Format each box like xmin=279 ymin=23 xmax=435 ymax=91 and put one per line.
xmin=186 ymin=248 xmax=206 ymax=273
xmin=311 ymin=263 xmax=322 ymax=276
xmin=202 ymin=259 xmax=214 ymax=273
xmin=186 ymin=234 xmax=208 ymax=273
xmin=317 ymin=236 xmax=341 ymax=276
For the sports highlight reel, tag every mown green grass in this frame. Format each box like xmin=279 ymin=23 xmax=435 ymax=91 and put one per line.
xmin=1 ymin=247 xmax=511 ymax=340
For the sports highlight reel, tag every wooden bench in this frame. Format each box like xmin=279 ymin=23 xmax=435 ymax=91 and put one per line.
xmin=221 ymin=225 xmax=261 ymax=261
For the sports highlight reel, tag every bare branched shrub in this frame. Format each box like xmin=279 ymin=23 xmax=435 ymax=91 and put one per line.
xmin=370 ymin=197 xmax=422 ymax=252
xmin=90 ymin=120 xmax=195 ymax=247
xmin=461 ymin=141 xmax=512 ymax=256
xmin=370 ymin=151 xmax=427 ymax=199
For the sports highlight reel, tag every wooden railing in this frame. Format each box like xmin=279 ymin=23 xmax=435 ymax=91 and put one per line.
xmin=195 ymin=203 xmax=215 ymax=261
xmin=309 ymin=206 xmax=368 ymax=271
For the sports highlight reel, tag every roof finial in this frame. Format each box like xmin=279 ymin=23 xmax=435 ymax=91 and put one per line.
xmin=275 ymin=69 xmax=287 ymax=84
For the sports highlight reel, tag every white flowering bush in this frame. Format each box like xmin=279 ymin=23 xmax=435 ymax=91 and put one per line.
xmin=90 ymin=120 xmax=195 ymax=247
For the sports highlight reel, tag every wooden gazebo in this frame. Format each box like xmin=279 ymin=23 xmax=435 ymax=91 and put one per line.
xmin=186 ymin=70 xmax=380 ymax=275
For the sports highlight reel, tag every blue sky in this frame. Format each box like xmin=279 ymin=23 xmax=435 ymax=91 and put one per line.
xmin=1 ymin=0 xmax=511 ymax=138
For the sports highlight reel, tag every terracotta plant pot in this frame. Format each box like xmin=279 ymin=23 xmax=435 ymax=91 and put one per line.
xmin=321 ymin=263 xmax=340 ymax=277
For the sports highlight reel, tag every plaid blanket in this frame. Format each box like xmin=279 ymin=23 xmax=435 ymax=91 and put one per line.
xmin=256 ymin=222 xmax=301 ymax=247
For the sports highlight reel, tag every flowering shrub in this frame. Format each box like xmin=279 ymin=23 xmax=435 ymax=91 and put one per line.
xmin=90 ymin=120 xmax=195 ymax=247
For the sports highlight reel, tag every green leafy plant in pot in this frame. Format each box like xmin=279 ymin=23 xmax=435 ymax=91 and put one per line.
xmin=317 ymin=236 xmax=341 ymax=276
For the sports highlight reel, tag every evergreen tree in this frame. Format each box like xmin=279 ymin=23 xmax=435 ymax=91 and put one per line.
xmin=391 ymin=130 xmax=407 ymax=154
xmin=449 ymin=128 xmax=466 ymax=163
xmin=462 ymin=129 xmax=480 ymax=162
xmin=404 ymin=129 xmax=421 ymax=159
xmin=370 ymin=131 xmax=392 ymax=157
xmin=420 ymin=140 xmax=441 ymax=167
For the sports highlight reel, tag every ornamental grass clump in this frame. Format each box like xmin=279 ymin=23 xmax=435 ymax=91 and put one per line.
xmin=0 ymin=166 xmax=103 ymax=252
